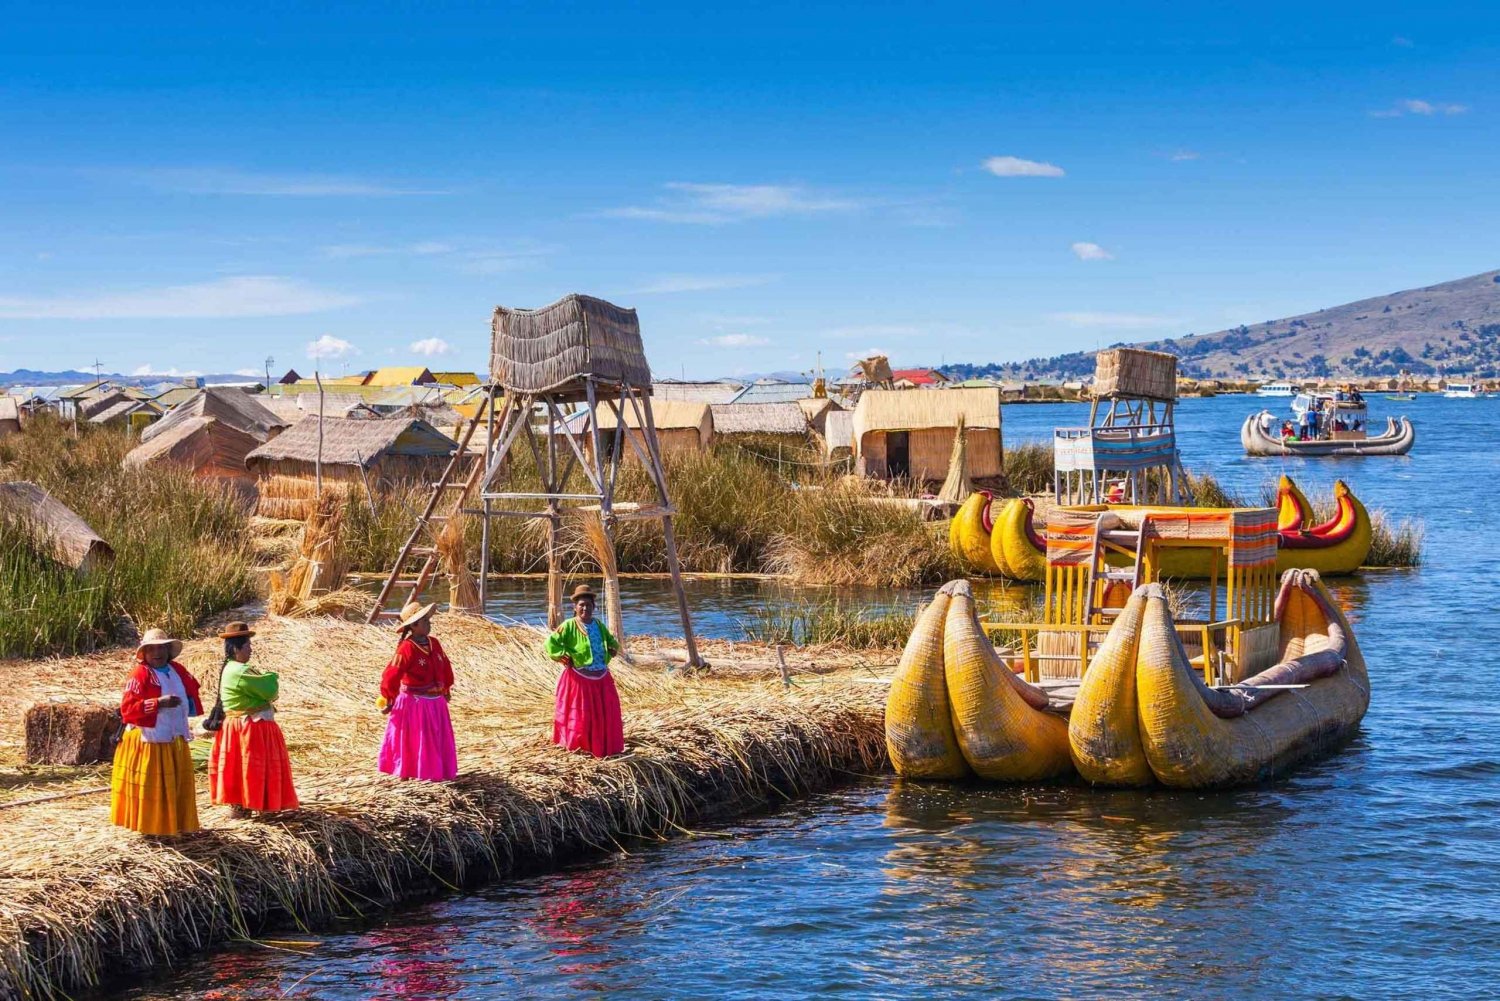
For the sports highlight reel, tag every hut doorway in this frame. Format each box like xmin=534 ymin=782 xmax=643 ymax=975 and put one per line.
xmin=887 ymin=431 xmax=911 ymax=479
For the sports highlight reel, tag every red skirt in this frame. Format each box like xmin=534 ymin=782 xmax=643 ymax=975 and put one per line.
xmin=553 ymin=668 xmax=624 ymax=757
xmin=209 ymin=715 xmax=299 ymax=812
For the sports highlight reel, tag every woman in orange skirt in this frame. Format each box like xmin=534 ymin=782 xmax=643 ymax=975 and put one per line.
xmin=544 ymin=584 xmax=624 ymax=757
xmin=209 ymin=621 xmax=299 ymax=816
xmin=110 ymin=628 xmax=203 ymax=835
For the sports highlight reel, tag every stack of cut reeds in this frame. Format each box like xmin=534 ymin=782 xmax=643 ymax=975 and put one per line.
xmin=268 ymin=491 xmax=365 ymax=617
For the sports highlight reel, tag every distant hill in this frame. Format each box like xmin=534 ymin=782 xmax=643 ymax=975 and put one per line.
xmin=943 ymin=268 xmax=1500 ymax=382
xmin=1 ymin=370 xmax=258 ymax=389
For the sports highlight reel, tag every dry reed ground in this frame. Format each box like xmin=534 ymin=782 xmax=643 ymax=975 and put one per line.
xmin=0 ymin=613 xmax=891 ymax=1000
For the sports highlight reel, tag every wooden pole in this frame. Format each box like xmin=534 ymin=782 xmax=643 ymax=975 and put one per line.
xmin=629 ymin=388 xmax=700 ymax=669
xmin=314 ymin=370 xmax=325 ymax=498
xmin=479 ymin=387 xmax=496 ymax=610
xmin=544 ymin=398 xmax=562 ymax=631
xmin=585 ymin=378 xmax=625 ymax=647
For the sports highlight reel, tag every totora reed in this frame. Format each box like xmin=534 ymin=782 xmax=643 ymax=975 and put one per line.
xmin=0 ymin=612 xmax=888 ymax=1000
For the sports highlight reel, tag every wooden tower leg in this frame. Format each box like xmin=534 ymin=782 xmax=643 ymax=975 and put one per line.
xmin=585 ymin=379 xmax=625 ymax=648
xmin=630 ymin=389 xmax=701 ymax=669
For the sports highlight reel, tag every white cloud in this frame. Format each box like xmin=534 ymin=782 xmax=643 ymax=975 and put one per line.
xmin=1371 ymin=98 xmax=1468 ymax=118
xmin=981 ymin=156 xmax=1065 ymax=178
xmin=605 ymin=182 xmax=863 ymax=224
xmin=233 ymin=368 xmax=262 ymax=377
xmin=1070 ymin=242 xmax=1115 ymax=261
xmin=1169 ymin=150 xmax=1201 ymax=162
xmin=307 ymin=334 xmax=358 ymax=360
xmin=321 ymin=241 xmax=457 ymax=259
xmin=698 ymin=334 xmax=770 ymax=348
xmin=410 ymin=337 xmax=452 ymax=357
xmin=845 ymin=346 xmax=891 ymax=361
xmin=631 ymin=274 xmax=776 ymax=294
xmin=1049 ymin=311 xmax=1174 ymax=329
xmin=0 ymin=276 xmax=360 ymax=319
xmin=132 ymin=364 xmax=203 ymax=377
xmin=125 ymin=167 xmax=446 ymax=196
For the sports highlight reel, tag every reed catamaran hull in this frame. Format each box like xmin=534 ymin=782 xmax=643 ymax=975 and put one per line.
xmin=1243 ymin=411 xmax=1415 ymax=456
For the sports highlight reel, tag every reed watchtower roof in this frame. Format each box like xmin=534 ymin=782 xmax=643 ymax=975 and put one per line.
xmin=490 ymin=294 xmax=653 ymax=398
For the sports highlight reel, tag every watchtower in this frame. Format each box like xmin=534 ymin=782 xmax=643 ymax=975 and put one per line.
xmin=368 ymin=294 xmax=699 ymax=667
xmin=1052 ymin=348 xmax=1187 ymax=506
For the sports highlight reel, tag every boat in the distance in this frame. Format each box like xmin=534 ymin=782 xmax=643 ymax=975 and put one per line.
xmin=1256 ymin=381 xmax=1296 ymax=397
xmin=1384 ymin=393 xmax=1417 ymax=402
xmin=1443 ymin=383 xmax=1485 ymax=399
xmin=1243 ymin=410 xmax=1414 ymax=455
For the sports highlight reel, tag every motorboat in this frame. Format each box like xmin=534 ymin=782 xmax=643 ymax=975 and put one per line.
xmin=1256 ymin=381 xmax=1295 ymax=397
xmin=1443 ymin=383 xmax=1484 ymax=399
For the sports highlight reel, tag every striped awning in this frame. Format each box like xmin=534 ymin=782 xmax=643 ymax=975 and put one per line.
xmin=1046 ymin=506 xmax=1278 ymax=568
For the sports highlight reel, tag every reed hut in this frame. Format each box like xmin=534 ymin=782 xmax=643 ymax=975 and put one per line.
xmin=796 ymin=396 xmax=840 ymax=436
xmin=707 ymin=402 xmax=810 ymax=449
xmin=821 ymin=409 xmax=853 ymax=462
xmin=140 ymin=387 xmax=289 ymax=445
xmin=0 ymin=397 xmax=20 ymax=437
xmin=0 ymin=481 xmax=114 ymax=571
xmin=583 ymin=398 xmax=713 ymax=460
xmin=245 ymin=415 xmax=458 ymax=489
xmin=123 ymin=416 xmax=266 ymax=484
xmin=851 ymin=387 xmax=1003 ymax=484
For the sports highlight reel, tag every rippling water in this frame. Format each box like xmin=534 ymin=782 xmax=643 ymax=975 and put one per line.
xmin=127 ymin=395 xmax=1500 ymax=999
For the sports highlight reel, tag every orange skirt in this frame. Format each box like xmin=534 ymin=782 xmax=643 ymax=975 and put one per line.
xmin=209 ymin=715 xmax=299 ymax=812
xmin=110 ymin=729 xmax=199 ymax=835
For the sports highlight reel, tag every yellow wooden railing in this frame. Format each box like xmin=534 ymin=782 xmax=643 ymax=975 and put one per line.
xmin=981 ymin=618 xmax=1243 ymax=685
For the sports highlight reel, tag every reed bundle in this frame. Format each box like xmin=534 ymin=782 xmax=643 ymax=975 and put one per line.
xmin=0 ymin=614 xmax=887 ymax=999
xmin=574 ymin=510 xmax=625 ymax=645
xmin=435 ymin=512 xmax=481 ymax=614
xmin=267 ymin=492 xmax=347 ymax=616
xmin=254 ymin=475 xmax=351 ymax=521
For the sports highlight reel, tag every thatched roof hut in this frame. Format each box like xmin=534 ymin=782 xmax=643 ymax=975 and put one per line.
xmin=140 ymin=387 xmax=288 ymax=445
xmin=491 ymin=294 xmax=652 ymax=397
xmin=245 ymin=415 xmax=457 ymax=487
xmin=579 ymin=399 xmax=712 ymax=459
xmin=851 ymin=387 xmax=1003 ymax=483
xmin=820 ymin=409 xmax=853 ymax=461
xmin=0 ymin=481 xmax=113 ymax=571
xmin=123 ymin=416 xmax=266 ymax=483
xmin=708 ymin=402 xmax=810 ymax=442
xmin=796 ymin=397 xmax=840 ymax=436
xmin=79 ymin=391 xmax=132 ymax=421
xmin=88 ymin=398 xmax=161 ymax=431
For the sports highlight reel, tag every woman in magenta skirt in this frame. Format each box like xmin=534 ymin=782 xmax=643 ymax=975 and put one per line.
xmin=378 ymin=601 xmax=459 ymax=781
xmin=544 ymin=584 xmax=624 ymax=757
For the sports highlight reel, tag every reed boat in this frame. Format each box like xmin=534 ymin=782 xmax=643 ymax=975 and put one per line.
xmin=885 ymin=580 xmax=1073 ymax=782
xmin=1242 ymin=410 xmax=1415 ymax=456
xmin=1071 ymin=571 xmax=1369 ymax=787
xmin=952 ymin=475 xmax=1373 ymax=580
xmin=948 ymin=491 xmax=1002 ymax=576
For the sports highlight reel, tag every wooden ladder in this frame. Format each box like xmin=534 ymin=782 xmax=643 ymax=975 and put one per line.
xmin=366 ymin=414 xmax=486 ymax=624
xmin=1083 ymin=519 xmax=1146 ymax=625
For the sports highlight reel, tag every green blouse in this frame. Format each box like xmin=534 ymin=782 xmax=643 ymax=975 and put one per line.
xmin=543 ymin=617 xmax=620 ymax=670
xmin=220 ymin=659 xmax=280 ymax=714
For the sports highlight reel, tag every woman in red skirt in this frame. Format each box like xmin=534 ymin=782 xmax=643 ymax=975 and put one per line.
xmin=544 ymin=584 xmax=624 ymax=757
xmin=208 ymin=621 xmax=299 ymax=816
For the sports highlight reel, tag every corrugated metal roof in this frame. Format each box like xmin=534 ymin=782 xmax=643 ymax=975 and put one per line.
xmin=652 ymin=380 xmax=744 ymax=404
xmin=728 ymin=379 xmax=815 ymax=404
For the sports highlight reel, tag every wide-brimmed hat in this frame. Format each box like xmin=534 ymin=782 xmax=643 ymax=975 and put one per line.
xmin=219 ymin=621 xmax=256 ymax=640
xmin=136 ymin=627 xmax=184 ymax=660
xmin=396 ymin=600 xmax=437 ymax=631
xmin=568 ymin=584 xmax=597 ymax=603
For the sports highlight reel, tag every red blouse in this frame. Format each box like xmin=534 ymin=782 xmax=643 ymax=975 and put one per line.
xmin=379 ymin=636 xmax=454 ymax=704
xmin=120 ymin=660 xmax=203 ymax=728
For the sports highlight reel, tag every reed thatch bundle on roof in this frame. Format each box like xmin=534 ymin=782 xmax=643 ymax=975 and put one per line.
xmin=139 ymin=387 xmax=288 ymax=444
xmin=1092 ymin=348 xmax=1177 ymax=401
xmin=852 ymin=388 xmax=1003 ymax=483
xmin=0 ymin=481 xmax=114 ymax=571
xmin=491 ymin=294 xmax=653 ymax=396
xmin=245 ymin=415 xmax=456 ymax=487
xmin=708 ymin=402 xmax=810 ymax=437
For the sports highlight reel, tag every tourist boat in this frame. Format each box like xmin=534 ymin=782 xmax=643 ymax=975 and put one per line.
xmin=1242 ymin=410 xmax=1415 ymax=456
xmin=950 ymin=474 xmax=1374 ymax=581
xmin=1443 ymin=383 xmax=1484 ymax=399
xmin=1384 ymin=393 xmax=1417 ymax=402
xmin=1256 ymin=381 xmax=1296 ymax=397
xmin=893 ymin=504 xmax=1371 ymax=787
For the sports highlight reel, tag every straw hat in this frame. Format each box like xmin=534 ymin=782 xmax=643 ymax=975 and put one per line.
xmin=136 ymin=627 xmax=183 ymax=660
xmin=219 ymin=621 xmax=256 ymax=640
xmin=396 ymin=600 xmax=437 ymax=631
xmin=568 ymin=584 xmax=597 ymax=603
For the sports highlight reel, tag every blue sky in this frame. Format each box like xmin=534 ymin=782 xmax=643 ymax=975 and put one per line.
xmin=1 ymin=2 xmax=1496 ymax=380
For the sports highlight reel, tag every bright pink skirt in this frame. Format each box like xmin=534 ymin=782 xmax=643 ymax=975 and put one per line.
xmin=553 ymin=668 xmax=624 ymax=757
xmin=210 ymin=715 xmax=299 ymax=811
xmin=378 ymin=693 xmax=458 ymax=781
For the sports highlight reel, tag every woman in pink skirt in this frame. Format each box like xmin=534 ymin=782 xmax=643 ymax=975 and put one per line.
xmin=378 ymin=601 xmax=458 ymax=781
xmin=544 ymin=584 xmax=624 ymax=757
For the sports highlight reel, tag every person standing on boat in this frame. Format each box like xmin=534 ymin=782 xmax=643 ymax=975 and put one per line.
xmin=209 ymin=621 xmax=299 ymax=816
xmin=1297 ymin=408 xmax=1312 ymax=441
xmin=110 ymin=628 xmax=202 ymax=835
xmin=378 ymin=602 xmax=458 ymax=782
xmin=544 ymin=584 xmax=624 ymax=757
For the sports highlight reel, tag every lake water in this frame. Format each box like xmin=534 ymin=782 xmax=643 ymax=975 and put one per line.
xmin=125 ymin=394 xmax=1500 ymax=999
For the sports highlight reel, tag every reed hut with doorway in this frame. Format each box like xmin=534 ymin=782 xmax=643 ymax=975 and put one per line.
xmin=851 ymin=387 xmax=1003 ymax=485
xmin=245 ymin=415 xmax=457 ymax=492
xmin=0 ymin=482 xmax=114 ymax=572
xmin=585 ymin=398 xmax=713 ymax=461
xmin=0 ymin=397 xmax=20 ymax=437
